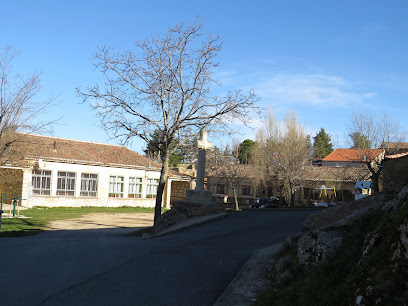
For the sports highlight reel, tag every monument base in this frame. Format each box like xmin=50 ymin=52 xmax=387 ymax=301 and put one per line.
xmin=154 ymin=199 xmax=225 ymax=233
xmin=185 ymin=189 xmax=213 ymax=202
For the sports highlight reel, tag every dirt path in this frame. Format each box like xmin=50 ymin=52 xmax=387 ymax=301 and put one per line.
xmin=46 ymin=213 xmax=154 ymax=231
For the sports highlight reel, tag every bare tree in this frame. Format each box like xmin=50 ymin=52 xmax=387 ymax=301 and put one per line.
xmin=209 ymin=141 xmax=253 ymax=210
xmin=77 ymin=22 xmax=260 ymax=227
xmin=253 ymin=111 xmax=309 ymax=207
xmin=0 ymin=46 xmax=55 ymax=164
xmin=347 ymin=111 xmax=406 ymax=192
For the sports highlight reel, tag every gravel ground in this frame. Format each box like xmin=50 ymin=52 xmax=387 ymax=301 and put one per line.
xmin=46 ymin=213 xmax=154 ymax=230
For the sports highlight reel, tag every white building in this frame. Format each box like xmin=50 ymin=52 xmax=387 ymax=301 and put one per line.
xmin=0 ymin=134 xmax=192 ymax=208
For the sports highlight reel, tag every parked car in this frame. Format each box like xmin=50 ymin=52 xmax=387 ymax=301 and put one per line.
xmin=250 ymin=197 xmax=280 ymax=208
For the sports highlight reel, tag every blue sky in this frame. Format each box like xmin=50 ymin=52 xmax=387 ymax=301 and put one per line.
xmin=1 ymin=0 xmax=407 ymax=152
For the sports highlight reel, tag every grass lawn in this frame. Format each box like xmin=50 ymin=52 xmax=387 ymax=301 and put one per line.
xmin=0 ymin=206 xmax=160 ymax=237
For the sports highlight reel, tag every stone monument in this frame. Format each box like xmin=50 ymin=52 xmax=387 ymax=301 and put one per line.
xmin=186 ymin=130 xmax=213 ymax=202
xmin=154 ymin=130 xmax=224 ymax=233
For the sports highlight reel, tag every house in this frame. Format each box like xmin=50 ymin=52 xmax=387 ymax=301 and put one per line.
xmin=206 ymin=162 xmax=372 ymax=206
xmin=296 ymin=166 xmax=372 ymax=204
xmin=379 ymin=142 xmax=408 ymax=155
xmin=0 ymin=134 xmax=193 ymax=208
xmin=322 ymin=149 xmax=384 ymax=167
xmin=354 ymin=181 xmax=372 ymax=200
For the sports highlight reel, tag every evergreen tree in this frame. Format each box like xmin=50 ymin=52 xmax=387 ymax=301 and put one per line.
xmin=349 ymin=132 xmax=372 ymax=149
xmin=313 ymin=128 xmax=334 ymax=159
xmin=144 ymin=129 xmax=184 ymax=167
xmin=238 ymin=139 xmax=255 ymax=164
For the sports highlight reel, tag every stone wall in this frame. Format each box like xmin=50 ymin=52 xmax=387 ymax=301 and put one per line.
xmin=383 ymin=155 xmax=408 ymax=193
xmin=170 ymin=180 xmax=191 ymax=203
xmin=0 ymin=168 xmax=24 ymax=202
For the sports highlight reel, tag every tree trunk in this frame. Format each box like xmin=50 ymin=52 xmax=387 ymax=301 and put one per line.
xmin=367 ymin=162 xmax=382 ymax=193
xmin=233 ymin=186 xmax=239 ymax=210
xmin=289 ymin=181 xmax=295 ymax=208
xmin=154 ymin=150 xmax=170 ymax=228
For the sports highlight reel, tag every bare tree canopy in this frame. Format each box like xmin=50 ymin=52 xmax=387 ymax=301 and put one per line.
xmin=77 ymin=21 xmax=260 ymax=226
xmin=0 ymin=46 xmax=55 ymax=164
xmin=253 ymin=111 xmax=309 ymax=207
xmin=348 ymin=112 xmax=406 ymax=150
xmin=347 ymin=111 xmax=407 ymax=192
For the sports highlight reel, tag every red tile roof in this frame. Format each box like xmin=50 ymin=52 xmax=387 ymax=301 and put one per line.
xmin=385 ymin=152 xmax=408 ymax=159
xmin=323 ymin=149 xmax=383 ymax=162
xmin=9 ymin=133 xmax=162 ymax=170
xmin=207 ymin=164 xmax=371 ymax=183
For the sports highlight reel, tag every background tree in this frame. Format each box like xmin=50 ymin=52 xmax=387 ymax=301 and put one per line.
xmin=237 ymin=139 xmax=255 ymax=164
xmin=349 ymin=131 xmax=371 ymax=149
xmin=0 ymin=46 xmax=55 ymax=164
xmin=313 ymin=128 xmax=333 ymax=159
xmin=77 ymin=22 xmax=259 ymax=227
xmin=253 ymin=111 xmax=309 ymax=207
xmin=144 ymin=129 xmax=185 ymax=167
xmin=210 ymin=142 xmax=251 ymax=210
xmin=347 ymin=111 xmax=406 ymax=192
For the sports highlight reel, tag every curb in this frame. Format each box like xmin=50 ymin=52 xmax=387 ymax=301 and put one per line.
xmin=242 ymin=207 xmax=325 ymax=212
xmin=144 ymin=212 xmax=229 ymax=239
xmin=214 ymin=244 xmax=282 ymax=306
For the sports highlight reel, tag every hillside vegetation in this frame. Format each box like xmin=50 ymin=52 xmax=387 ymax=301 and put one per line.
xmin=258 ymin=186 xmax=408 ymax=305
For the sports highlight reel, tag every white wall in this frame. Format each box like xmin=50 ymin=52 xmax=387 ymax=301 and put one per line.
xmin=24 ymin=161 xmax=164 ymax=208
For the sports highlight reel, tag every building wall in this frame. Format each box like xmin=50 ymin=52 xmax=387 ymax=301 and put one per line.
xmin=0 ymin=168 xmax=24 ymax=203
xmin=21 ymin=161 xmax=164 ymax=208
xmin=383 ymin=155 xmax=408 ymax=193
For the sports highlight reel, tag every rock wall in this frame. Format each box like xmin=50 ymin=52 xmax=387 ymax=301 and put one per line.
xmin=269 ymin=185 xmax=408 ymax=305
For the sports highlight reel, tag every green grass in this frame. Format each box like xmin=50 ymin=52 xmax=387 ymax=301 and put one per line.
xmin=0 ymin=206 xmax=163 ymax=237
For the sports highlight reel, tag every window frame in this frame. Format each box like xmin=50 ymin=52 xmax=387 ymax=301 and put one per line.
xmin=128 ymin=177 xmax=143 ymax=198
xmin=109 ymin=175 xmax=124 ymax=198
xmin=56 ymin=171 xmax=76 ymax=196
xmin=80 ymin=173 xmax=98 ymax=197
xmin=32 ymin=170 xmax=52 ymax=196
xmin=241 ymin=185 xmax=251 ymax=196
xmin=146 ymin=178 xmax=159 ymax=198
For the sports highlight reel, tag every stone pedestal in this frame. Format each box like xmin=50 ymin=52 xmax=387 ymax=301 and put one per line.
xmin=186 ymin=189 xmax=213 ymax=202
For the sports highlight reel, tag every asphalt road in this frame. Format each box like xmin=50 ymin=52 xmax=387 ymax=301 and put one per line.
xmin=0 ymin=210 xmax=314 ymax=305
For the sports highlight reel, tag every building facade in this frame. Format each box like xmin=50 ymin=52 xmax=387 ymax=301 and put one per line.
xmin=0 ymin=134 xmax=192 ymax=208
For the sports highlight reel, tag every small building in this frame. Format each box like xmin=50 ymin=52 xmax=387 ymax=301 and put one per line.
xmin=379 ymin=142 xmax=408 ymax=155
xmin=299 ymin=166 xmax=372 ymax=204
xmin=354 ymin=181 xmax=372 ymax=200
xmin=0 ymin=134 xmax=192 ymax=208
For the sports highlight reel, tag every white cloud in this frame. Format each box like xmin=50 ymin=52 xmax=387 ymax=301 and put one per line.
xmin=253 ymin=74 xmax=375 ymax=107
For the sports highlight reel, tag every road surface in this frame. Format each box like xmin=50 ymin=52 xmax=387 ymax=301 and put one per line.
xmin=0 ymin=210 xmax=314 ymax=305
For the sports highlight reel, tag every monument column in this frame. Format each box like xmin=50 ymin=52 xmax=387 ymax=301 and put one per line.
xmin=186 ymin=130 xmax=213 ymax=202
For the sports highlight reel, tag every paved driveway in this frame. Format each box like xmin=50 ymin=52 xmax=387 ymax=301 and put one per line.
xmin=0 ymin=210 xmax=314 ymax=305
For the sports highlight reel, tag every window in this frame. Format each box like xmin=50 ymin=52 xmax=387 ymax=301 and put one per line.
xmin=80 ymin=173 xmax=98 ymax=197
xmin=109 ymin=176 xmax=124 ymax=197
xmin=129 ymin=177 xmax=142 ymax=198
xmin=57 ymin=172 xmax=76 ymax=196
xmin=32 ymin=170 xmax=52 ymax=195
xmin=216 ymin=184 xmax=225 ymax=194
xmin=146 ymin=178 xmax=159 ymax=198
xmin=241 ymin=186 xmax=251 ymax=196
